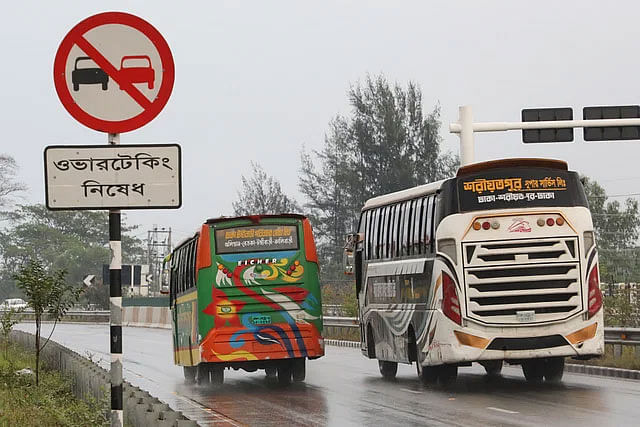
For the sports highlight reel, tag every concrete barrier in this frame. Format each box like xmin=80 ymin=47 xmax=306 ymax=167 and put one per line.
xmin=123 ymin=306 xmax=171 ymax=329
xmin=10 ymin=330 xmax=195 ymax=426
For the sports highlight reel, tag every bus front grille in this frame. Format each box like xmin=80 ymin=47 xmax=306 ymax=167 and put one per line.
xmin=462 ymin=237 xmax=582 ymax=325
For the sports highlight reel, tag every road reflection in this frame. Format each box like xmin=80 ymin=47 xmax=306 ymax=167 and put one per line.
xmin=173 ymin=374 xmax=329 ymax=426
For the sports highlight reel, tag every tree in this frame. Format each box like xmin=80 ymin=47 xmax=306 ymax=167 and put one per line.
xmin=0 ymin=204 xmax=145 ymax=307
xmin=582 ymin=176 xmax=640 ymax=283
xmin=0 ymin=154 xmax=27 ymax=219
xmin=300 ymin=74 xmax=458 ymax=268
xmin=232 ymin=162 xmax=300 ymax=216
xmin=13 ymin=260 xmax=83 ymax=385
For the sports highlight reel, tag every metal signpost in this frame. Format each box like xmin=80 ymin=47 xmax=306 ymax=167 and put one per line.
xmin=50 ymin=12 xmax=177 ymax=426
xmin=450 ymin=104 xmax=640 ymax=165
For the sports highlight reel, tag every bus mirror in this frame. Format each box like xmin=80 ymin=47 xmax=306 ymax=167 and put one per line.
xmin=344 ymin=249 xmax=354 ymax=275
xmin=343 ymin=232 xmax=359 ymax=275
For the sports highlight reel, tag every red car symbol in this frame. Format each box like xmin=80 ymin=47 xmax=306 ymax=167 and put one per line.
xmin=119 ymin=55 xmax=155 ymax=90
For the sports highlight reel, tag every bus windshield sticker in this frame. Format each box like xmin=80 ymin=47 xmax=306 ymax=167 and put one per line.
xmin=458 ymin=169 xmax=579 ymax=212
xmin=215 ymin=224 xmax=299 ymax=254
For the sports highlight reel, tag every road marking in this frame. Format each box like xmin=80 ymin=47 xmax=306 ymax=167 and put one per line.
xmin=400 ymin=388 xmax=422 ymax=394
xmin=487 ymin=407 xmax=519 ymax=414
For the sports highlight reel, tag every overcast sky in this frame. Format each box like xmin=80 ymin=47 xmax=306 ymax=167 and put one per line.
xmin=2 ymin=0 xmax=640 ymax=244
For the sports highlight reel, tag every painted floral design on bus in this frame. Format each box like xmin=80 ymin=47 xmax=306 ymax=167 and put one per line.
xmin=200 ymin=254 xmax=322 ymax=363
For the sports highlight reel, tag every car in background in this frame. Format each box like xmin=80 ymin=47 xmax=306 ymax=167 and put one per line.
xmin=119 ymin=55 xmax=155 ymax=89
xmin=71 ymin=56 xmax=109 ymax=91
xmin=1 ymin=298 xmax=28 ymax=310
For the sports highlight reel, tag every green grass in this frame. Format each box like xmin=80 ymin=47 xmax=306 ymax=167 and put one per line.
xmin=570 ymin=344 xmax=640 ymax=371
xmin=0 ymin=343 xmax=108 ymax=427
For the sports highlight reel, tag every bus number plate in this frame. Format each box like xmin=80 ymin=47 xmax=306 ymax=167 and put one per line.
xmin=516 ymin=311 xmax=535 ymax=322
xmin=252 ymin=315 xmax=272 ymax=325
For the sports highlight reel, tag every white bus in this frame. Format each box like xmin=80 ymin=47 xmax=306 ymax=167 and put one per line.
xmin=345 ymin=158 xmax=604 ymax=384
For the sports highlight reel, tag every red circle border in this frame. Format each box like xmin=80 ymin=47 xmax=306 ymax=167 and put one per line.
xmin=53 ymin=12 xmax=175 ymax=133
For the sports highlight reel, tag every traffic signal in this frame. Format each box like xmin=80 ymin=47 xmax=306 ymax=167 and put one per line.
xmin=583 ymin=105 xmax=640 ymax=141
xmin=521 ymin=107 xmax=574 ymax=143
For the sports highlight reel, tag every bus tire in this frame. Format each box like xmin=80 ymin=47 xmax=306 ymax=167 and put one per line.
xmin=522 ymin=360 xmax=544 ymax=383
xmin=277 ymin=363 xmax=293 ymax=385
xmin=292 ymin=358 xmax=306 ymax=382
xmin=378 ymin=361 xmax=398 ymax=380
xmin=367 ymin=324 xmax=376 ymax=359
xmin=265 ymin=367 xmax=277 ymax=378
xmin=183 ymin=366 xmax=197 ymax=384
xmin=211 ymin=367 xmax=224 ymax=386
xmin=481 ymin=360 xmax=503 ymax=376
xmin=437 ymin=364 xmax=458 ymax=385
xmin=196 ymin=364 xmax=210 ymax=385
xmin=543 ymin=357 xmax=564 ymax=383
xmin=420 ymin=365 xmax=439 ymax=384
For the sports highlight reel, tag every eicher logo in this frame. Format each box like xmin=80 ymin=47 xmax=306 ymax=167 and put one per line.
xmin=508 ymin=218 xmax=532 ymax=233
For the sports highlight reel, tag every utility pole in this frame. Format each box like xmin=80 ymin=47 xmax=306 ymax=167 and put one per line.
xmin=146 ymin=226 xmax=172 ymax=295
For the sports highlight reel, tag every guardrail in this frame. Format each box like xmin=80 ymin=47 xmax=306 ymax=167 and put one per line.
xmin=14 ymin=311 xmax=640 ymax=354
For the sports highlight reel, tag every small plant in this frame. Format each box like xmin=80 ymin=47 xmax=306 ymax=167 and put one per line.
xmin=0 ymin=306 xmax=24 ymax=360
xmin=13 ymin=260 xmax=83 ymax=385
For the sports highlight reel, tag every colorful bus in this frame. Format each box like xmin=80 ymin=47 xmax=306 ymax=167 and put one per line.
xmin=168 ymin=214 xmax=324 ymax=385
xmin=345 ymin=158 xmax=603 ymax=384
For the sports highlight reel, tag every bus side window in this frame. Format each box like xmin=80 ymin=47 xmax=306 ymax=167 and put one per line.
xmin=362 ymin=211 xmax=369 ymax=260
xmin=178 ymin=247 xmax=185 ymax=294
xmin=428 ymin=196 xmax=437 ymax=253
xmin=401 ymin=201 xmax=411 ymax=256
xmin=393 ymin=204 xmax=401 ymax=257
xmin=383 ymin=206 xmax=391 ymax=259
xmin=423 ymin=196 xmax=432 ymax=253
xmin=415 ymin=197 xmax=425 ymax=255
xmin=409 ymin=199 xmax=417 ymax=255
xmin=376 ymin=208 xmax=383 ymax=259
xmin=388 ymin=204 xmax=396 ymax=258
xmin=185 ymin=242 xmax=193 ymax=289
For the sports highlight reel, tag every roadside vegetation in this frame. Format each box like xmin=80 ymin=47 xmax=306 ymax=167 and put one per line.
xmin=0 ymin=342 xmax=108 ymax=426
xmin=571 ymin=345 xmax=640 ymax=371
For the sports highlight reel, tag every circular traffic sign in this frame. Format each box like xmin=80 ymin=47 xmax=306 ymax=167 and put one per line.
xmin=53 ymin=12 xmax=175 ymax=133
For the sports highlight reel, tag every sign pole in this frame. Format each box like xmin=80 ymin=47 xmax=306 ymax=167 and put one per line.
xmin=108 ymin=132 xmax=123 ymax=427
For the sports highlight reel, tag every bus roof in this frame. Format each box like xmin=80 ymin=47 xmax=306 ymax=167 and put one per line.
xmin=362 ymin=180 xmax=445 ymax=211
xmin=205 ymin=213 xmax=308 ymax=224
xmin=457 ymin=158 xmax=568 ymax=177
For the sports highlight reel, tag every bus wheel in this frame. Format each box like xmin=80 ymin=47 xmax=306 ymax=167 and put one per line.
xmin=265 ymin=367 xmax=277 ymax=378
xmin=522 ymin=360 xmax=544 ymax=383
xmin=481 ymin=360 xmax=503 ymax=376
xmin=183 ymin=366 xmax=197 ymax=384
xmin=378 ymin=361 xmax=398 ymax=380
xmin=437 ymin=365 xmax=458 ymax=385
xmin=196 ymin=364 xmax=210 ymax=385
xmin=277 ymin=363 xmax=293 ymax=385
xmin=292 ymin=358 xmax=306 ymax=382
xmin=211 ymin=367 xmax=224 ymax=386
xmin=543 ymin=357 xmax=564 ymax=383
xmin=419 ymin=365 xmax=439 ymax=384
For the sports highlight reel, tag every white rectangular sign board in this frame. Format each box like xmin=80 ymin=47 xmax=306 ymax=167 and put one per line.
xmin=44 ymin=144 xmax=181 ymax=210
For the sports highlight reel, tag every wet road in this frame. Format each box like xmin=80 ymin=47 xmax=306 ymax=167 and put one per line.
xmin=17 ymin=323 xmax=639 ymax=426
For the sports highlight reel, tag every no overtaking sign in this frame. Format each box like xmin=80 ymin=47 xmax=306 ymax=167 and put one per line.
xmin=53 ymin=12 xmax=175 ymax=133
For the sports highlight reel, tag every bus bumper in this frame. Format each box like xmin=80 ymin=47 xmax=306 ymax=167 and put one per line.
xmin=421 ymin=310 xmax=604 ymax=366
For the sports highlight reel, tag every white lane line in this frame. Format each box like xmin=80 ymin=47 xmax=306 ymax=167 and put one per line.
xmin=487 ymin=407 xmax=519 ymax=414
xmin=400 ymin=388 xmax=422 ymax=394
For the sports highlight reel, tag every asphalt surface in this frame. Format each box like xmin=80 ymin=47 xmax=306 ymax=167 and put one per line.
xmin=16 ymin=323 xmax=640 ymax=426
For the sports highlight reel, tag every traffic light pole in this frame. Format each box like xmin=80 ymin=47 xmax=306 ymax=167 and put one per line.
xmin=450 ymin=104 xmax=640 ymax=166
xmin=108 ymin=132 xmax=123 ymax=427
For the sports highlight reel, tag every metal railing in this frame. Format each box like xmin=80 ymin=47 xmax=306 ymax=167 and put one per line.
xmin=13 ymin=311 xmax=640 ymax=350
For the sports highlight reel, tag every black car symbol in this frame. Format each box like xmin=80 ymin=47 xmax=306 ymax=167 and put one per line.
xmin=72 ymin=57 xmax=109 ymax=91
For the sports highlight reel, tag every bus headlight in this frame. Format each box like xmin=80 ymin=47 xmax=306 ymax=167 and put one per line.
xmin=438 ymin=238 xmax=457 ymax=265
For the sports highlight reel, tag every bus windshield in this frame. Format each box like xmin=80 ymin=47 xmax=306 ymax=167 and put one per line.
xmin=214 ymin=224 xmax=299 ymax=254
xmin=442 ymin=167 xmax=588 ymax=214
